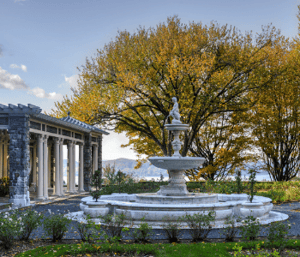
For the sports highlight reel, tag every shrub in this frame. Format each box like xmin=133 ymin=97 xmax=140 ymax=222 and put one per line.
xmin=267 ymin=221 xmax=291 ymax=253
xmin=43 ymin=210 xmax=72 ymax=242
xmin=0 ymin=210 xmax=21 ymax=249
xmin=248 ymin=170 xmax=257 ymax=203
xmin=220 ymin=215 xmax=241 ymax=242
xmin=0 ymin=176 xmax=9 ymax=197
xmin=90 ymin=170 xmax=103 ymax=202
xmin=132 ymin=218 xmax=153 ymax=243
xmin=161 ymin=216 xmax=182 ymax=243
xmin=240 ymin=216 xmax=260 ymax=241
xmin=100 ymin=213 xmax=127 ymax=241
xmin=75 ymin=215 xmax=98 ymax=243
xmin=18 ymin=208 xmax=44 ymax=241
xmin=182 ymin=211 xmax=215 ymax=242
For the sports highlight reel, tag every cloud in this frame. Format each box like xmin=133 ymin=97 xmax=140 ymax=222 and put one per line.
xmin=28 ymin=87 xmax=63 ymax=100
xmin=65 ymin=74 xmax=79 ymax=89
xmin=10 ymin=64 xmax=27 ymax=72
xmin=14 ymin=0 xmax=26 ymax=3
xmin=0 ymin=67 xmax=28 ymax=90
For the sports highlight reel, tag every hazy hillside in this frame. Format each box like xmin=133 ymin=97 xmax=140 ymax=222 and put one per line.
xmin=103 ymin=158 xmax=168 ymax=178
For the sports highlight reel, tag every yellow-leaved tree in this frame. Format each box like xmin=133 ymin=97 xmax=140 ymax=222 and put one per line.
xmin=50 ymin=16 xmax=286 ymax=176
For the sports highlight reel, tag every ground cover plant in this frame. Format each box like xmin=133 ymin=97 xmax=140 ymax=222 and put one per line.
xmin=13 ymin=239 xmax=300 ymax=257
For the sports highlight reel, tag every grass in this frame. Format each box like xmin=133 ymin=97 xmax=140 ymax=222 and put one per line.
xmin=14 ymin=239 xmax=300 ymax=257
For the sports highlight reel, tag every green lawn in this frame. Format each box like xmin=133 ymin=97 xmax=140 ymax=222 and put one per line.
xmin=15 ymin=240 xmax=300 ymax=257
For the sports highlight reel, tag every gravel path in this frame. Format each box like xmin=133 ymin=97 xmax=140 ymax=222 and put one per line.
xmin=18 ymin=196 xmax=300 ymax=240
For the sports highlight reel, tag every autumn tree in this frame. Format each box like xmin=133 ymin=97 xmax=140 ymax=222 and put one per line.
xmin=247 ymin=16 xmax=300 ymax=181
xmin=51 ymin=16 xmax=285 ymax=171
xmin=186 ymin=111 xmax=255 ymax=181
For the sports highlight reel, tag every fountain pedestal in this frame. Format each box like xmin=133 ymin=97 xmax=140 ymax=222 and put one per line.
xmin=158 ymin=170 xmax=189 ymax=196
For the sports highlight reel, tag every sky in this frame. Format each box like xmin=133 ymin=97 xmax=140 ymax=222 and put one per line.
xmin=0 ymin=0 xmax=299 ymax=160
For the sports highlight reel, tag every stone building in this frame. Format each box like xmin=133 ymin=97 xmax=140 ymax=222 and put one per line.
xmin=0 ymin=103 xmax=108 ymax=207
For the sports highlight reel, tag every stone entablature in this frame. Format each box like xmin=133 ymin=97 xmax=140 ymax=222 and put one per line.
xmin=0 ymin=103 xmax=109 ymax=207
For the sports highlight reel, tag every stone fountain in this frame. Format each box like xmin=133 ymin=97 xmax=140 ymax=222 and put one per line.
xmin=68 ymin=98 xmax=288 ymax=228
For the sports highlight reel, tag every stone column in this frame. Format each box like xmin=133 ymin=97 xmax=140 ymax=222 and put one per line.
xmin=53 ymin=138 xmax=60 ymax=196
xmin=67 ymin=140 xmax=73 ymax=192
xmin=43 ymin=135 xmax=49 ymax=199
xmin=83 ymin=134 xmax=92 ymax=191
xmin=8 ymin=114 xmax=31 ymax=207
xmin=0 ymin=138 xmax=3 ymax=178
xmin=33 ymin=143 xmax=37 ymax=187
xmin=72 ymin=142 xmax=76 ymax=191
xmin=59 ymin=138 xmax=64 ymax=196
xmin=93 ymin=145 xmax=98 ymax=173
xmin=78 ymin=143 xmax=84 ymax=192
xmin=36 ymin=134 xmax=44 ymax=200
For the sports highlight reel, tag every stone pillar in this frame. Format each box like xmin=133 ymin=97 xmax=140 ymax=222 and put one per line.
xmin=0 ymin=138 xmax=3 ymax=178
xmin=78 ymin=143 xmax=84 ymax=192
xmin=36 ymin=134 xmax=44 ymax=200
xmin=72 ymin=142 xmax=76 ymax=191
xmin=59 ymin=138 xmax=64 ymax=196
xmin=43 ymin=135 xmax=49 ymax=199
xmin=97 ymin=135 xmax=103 ymax=174
xmin=67 ymin=140 xmax=73 ymax=192
xmin=33 ymin=143 xmax=37 ymax=186
xmin=93 ymin=145 xmax=98 ymax=173
xmin=48 ymin=142 xmax=52 ymax=188
xmin=83 ymin=134 xmax=92 ymax=191
xmin=53 ymin=138 xmax=60 ymax=196
xmin=8 ymin=114 xmax=31 ymax=207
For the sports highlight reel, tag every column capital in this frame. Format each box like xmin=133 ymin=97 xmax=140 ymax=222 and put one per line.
xmin=36 ymin=134 xmax=43 ymax=140
xmin=43 ymin=134 xmax=49 ymax=141
xmin=78 ymin=142 xmax=84 ymax=146
xmin=53 ymin=137 xmax=60 ymax=144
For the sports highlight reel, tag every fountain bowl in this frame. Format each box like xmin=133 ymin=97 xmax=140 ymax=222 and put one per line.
xmin=148 ymin=156 xmax=205 ymax=170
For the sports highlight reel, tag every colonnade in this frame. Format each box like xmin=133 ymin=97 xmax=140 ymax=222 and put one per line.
xmin=35 ymin=134 xmax=86 ymax=200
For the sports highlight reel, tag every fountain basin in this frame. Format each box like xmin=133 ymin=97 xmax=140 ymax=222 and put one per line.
xmin=148 ymin=156 xmax=205 ymax=170
xmin=74 ymin=193 xmax=287 ymax=228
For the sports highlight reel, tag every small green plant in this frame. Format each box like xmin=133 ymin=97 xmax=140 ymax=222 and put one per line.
xmin=235 ymin=170 xmax=244 ymax=194
xmin=18 ymin=208 xmax=44 ymax=241
xmin=267 ymin=221 xmax=291 ymax=254
xmin=182 ymin=211 xmax=215 ymax=242
xmin=0 ymin=210 xmax=21 ymax=249
xmin=100 ymin=213 xmax=127 ymax=241
xmin=132 ymin=218 xmax=153 ymax=243
xmin=240 ymin=216 xmax=260 ymax=241
xmin=90 ymin=169 xmax=103 ymax=202
xmin=220 ymin=215 xmax=241 ymax=241
xmin=75 ymin=215 xmax=98 ymax=243
xmin=43 ymin=210 xmax=72 ymax=242
xmin=248 ymin=169 xmax=257 ymax=203
xmin=161 ymin=216 xmax=182 ymax=243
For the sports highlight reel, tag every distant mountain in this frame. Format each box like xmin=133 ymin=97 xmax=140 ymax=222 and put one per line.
xmin=102 ymin=158 xmax=168 ymax=178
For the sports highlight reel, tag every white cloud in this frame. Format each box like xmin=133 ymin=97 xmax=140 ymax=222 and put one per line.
xmin=65 ymin=74 xmax=79 ymax=89
xmin=28 ymin=87 xmax=63 ymax=100
xmin=10 ymin=64 xmax=27 ymax=72
xmin=14 ymin=0 xmax=26 ymax=3
xmin=0 ymin=67 xmax=28 ymax=90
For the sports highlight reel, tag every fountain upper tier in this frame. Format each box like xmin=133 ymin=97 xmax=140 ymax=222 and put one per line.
xmin=148 ymin=156 xmax=205 ymax=170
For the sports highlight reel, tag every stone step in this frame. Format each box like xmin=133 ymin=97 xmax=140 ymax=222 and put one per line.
xmin=0 ymin=203 xmax=11 ymax=210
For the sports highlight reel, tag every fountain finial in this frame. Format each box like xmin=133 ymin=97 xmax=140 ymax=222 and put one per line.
xmin=169 ymin=97 xmax=181 ymax=124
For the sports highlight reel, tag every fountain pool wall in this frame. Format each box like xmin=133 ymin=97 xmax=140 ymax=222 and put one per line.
xmin=68 ymin=193 xmax=288 ymax=229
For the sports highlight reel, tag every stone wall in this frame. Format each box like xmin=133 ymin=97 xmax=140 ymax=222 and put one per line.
xmin=83 ymin=133 xmax=92 ymax=191
xmin=8 ymin=114 xmax=30 ymax=207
